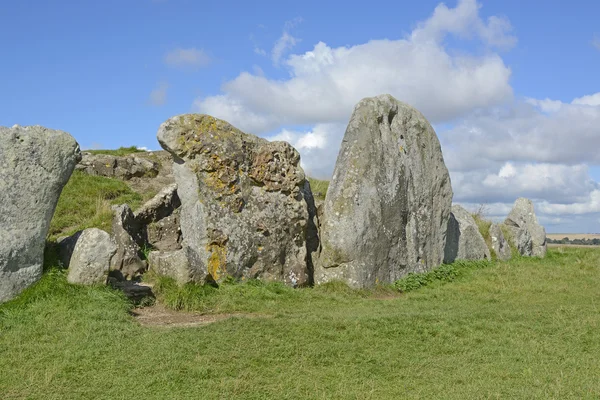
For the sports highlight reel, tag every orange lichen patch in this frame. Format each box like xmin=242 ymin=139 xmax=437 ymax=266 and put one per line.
xmin=206 ymin=243 xmax=226 ymax=281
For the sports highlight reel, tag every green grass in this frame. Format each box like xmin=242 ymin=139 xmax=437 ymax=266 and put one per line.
xmin=308 ymin=177 xmax=329 ymax=200
xmin=49 ymin=171 xmax=143 ymax=239
xmin=2 ymin=247 xmax=600 ymax=398
xmin=85 ymin=146 xmax=147 ymax=156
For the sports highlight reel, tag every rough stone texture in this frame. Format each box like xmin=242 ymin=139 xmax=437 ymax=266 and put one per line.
xmin=489 ymin=223 xmax=512 ymax=261
xmin=315 ymin=95 xmax=453 ymax=287
xmin=76 ymin=152 xmax=158 ymax=180
xmin=0 ymin=125 xmax=80 ymax=302
xmin=146 ymin=209 xmax=182 ymax=251
xmin=148 ymin=248 xmax=202 ymax=285
xmin=444 ymin=205 xmax=491 ymax=263
xmin=67 ymin=228 xmax=116 ymax=285
xmin=133 ymin=183 xmax=182 ymax=251
xmin=56 ymin=231 xmax=83 ymax=268
xmin=110 ymin=205 xmax=147 ymax=280
xmin=504 ymin=198 xmax=546 ymax=257
xmin=157 ymin=114 xmax=312 ymax=287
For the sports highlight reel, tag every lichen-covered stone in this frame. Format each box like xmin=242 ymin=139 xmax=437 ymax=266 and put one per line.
xmin=315 ymin=95 xmax=453 ymax=288
xmin=76 ymin=152 xmax=158 ymax=180
xmin=444 ymin=205 xmax=491 ymax=263
xmin=157 ymin=114 xmax=313 ymax=287
xmin=504 ymin=198 xmax=546 ymax=257
xmin=489 ymin=223 xmax=512 ymax=261
xmin=0 ymin=125 xmax=80 ymax=302
xmin=67 ymin=228 xmax=116 ymax=285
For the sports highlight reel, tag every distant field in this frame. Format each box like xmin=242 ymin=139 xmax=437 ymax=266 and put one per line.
xmin=547 ymin=233 xmax=600 ymax=240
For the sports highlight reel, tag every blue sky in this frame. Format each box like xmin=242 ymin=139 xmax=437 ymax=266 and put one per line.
xmin=1 ymin=0 xmax=600 ymax=232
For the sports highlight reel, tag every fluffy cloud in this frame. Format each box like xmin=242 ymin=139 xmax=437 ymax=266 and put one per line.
xmin=271 ymin=18 xmax=302 ymax=65
xmin=194 ymin=0 xmax=514 ymax=134
xmin=164 ymin=47 xmax=211 ymax=69
xmin=148 ymin=82 xmax=169 ymax=106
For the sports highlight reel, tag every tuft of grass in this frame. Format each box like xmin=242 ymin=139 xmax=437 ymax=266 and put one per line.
xmin=394 ymin=260 xmax=489 ymax=292
xmin=308 ymin=177 xmax=330 ymax=200
xmin=85 ymin=146 xmax=147 ymax=156
xmin=49 ymin=171 xmax=143 ymax=239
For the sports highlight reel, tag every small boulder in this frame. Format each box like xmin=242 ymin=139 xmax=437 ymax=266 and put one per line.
xmin=444 ymin=205 xmax=491 ymax=263
xmin=67 ymin=228 xmax=116 ymax=285
xmin=0 ymin=125 xmax=80 ymax=302
xmin=315 ymin=95 xmax=453 ymax=287
xmin=56 ymin=231 xmax=83 ymax=268
xmin=504 ymin=198 xmax=546 ymax=257
xmin=489 ymin=223 xmax=512 ymax=261
xmin=148 ymin=248 xmax=203 ymax=285
xmin=110 ymin=205 xmax=147 ymax=280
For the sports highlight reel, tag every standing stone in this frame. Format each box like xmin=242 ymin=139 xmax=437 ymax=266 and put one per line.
xmin=316 ymin=95 xmax=453 ymax=287
xmin=444 ymin=205 xmax=491 ymax=263
xmin=0 ymin=125 xmax=80 ymax=302
xmin=489 ymin=223 xmax=512 ymax=261
xmin=504 ymin=198 xmax=546 ymax=257
xmin=67 ymin=228 xmax=116 ymax=285
xmin=76 ymin=152 xmax=159 ymax=180
xmin=110 ymin=205 xmax=147 ymax=280
xmin=157 ymin=114 xmax=313 ymax=287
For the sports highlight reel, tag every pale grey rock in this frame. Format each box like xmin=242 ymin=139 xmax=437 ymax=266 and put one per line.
xmin=444 ymin=205 xmax=491 ymax=263
xmin=148 ymin=248 xmax=203 ymax=285
xmin=67 ymin=228 xmax=116 ymax=285
xmin=76 ymin=152 xmax=158 ymax=180
xmin=110 ymin=205 xmax=147 ymax=280
xmin=0 ymin=125 xmax=80 ymax=302
xmin=315 ymin=95 xmax=453 ymax=287
xmin=134 ymin=183 xmax=180 ymax=225
xmin=489 ymin=223 xmax=512 ymax=261
xmin=504 ymin=198 xmax=546 ymax=257
xmin=133 ymin=183 xmax=182 ymax=251
xmin=157 ymin=114 xmax=312 ymax=287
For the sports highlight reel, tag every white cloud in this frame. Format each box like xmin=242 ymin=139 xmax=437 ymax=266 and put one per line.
xmin=271 ymin=17 xmax=302 ymax=65
xmin=164 ymin=47 xmax=211 ymax=69
xmin=194 ymin=0 xmax=513 ymax=134
xmin=149 ymin=82 xmax=169 ymax=106
xmin=592 ymin=34 xmax=600 ymax=51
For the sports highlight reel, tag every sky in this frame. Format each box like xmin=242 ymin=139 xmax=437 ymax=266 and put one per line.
xmin=1 ymin=0 xmax=599 ymax=233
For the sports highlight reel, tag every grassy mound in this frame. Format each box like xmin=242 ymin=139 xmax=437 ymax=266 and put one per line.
xmin=85 ymin=146 xmax=147 ymax=156
xmin=49 ymin=171 xmax=143 ymax=239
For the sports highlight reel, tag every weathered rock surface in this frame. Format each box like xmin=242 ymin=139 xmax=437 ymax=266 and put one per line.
xmin=0 ymin=125 xmax=80 ymax=302
xmin=315 ymin=95 xmax=453 ymax=287
xmin=504 ymin=198 xmax=546 ymax=257
xmin=110 ymin=205 xmax=147 ymax=280
xmin=157 ymin=114 xmax=313 ymax=287
xmin=444 ymin=205 xmax=491 ymax=263
xmin=133 ymin=183 xmax=182 ymax=251
xmin=489 ymin=223 xmax=512 ymax=261
xmin=67 ymin=228 xmax=116 ymax=285
xmin=76 ymin=152 xmax=158 ymax=180
xmin=148 ymin=248 xmax=202 ymax=285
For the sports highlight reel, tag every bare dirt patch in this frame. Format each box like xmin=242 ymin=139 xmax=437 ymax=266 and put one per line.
xmin=131 ymin=304 xmax=267 ymax=328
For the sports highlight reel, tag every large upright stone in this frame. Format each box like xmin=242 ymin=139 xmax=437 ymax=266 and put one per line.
xmin=0 ymin=125 xmax=80 ymax=302
xmin=316 ymin=95 xmax=453 ymax=287
xmin=444 ymin=205 xmax=491 ymax=263
xmin=504 ymin=198 xmax=546 ymax=257
xmin=157 ymin=114 xmax=314 ymax=287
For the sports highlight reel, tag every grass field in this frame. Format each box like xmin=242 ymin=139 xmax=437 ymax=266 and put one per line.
xmin=2 ymin=247 xmax=600 ymax=399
